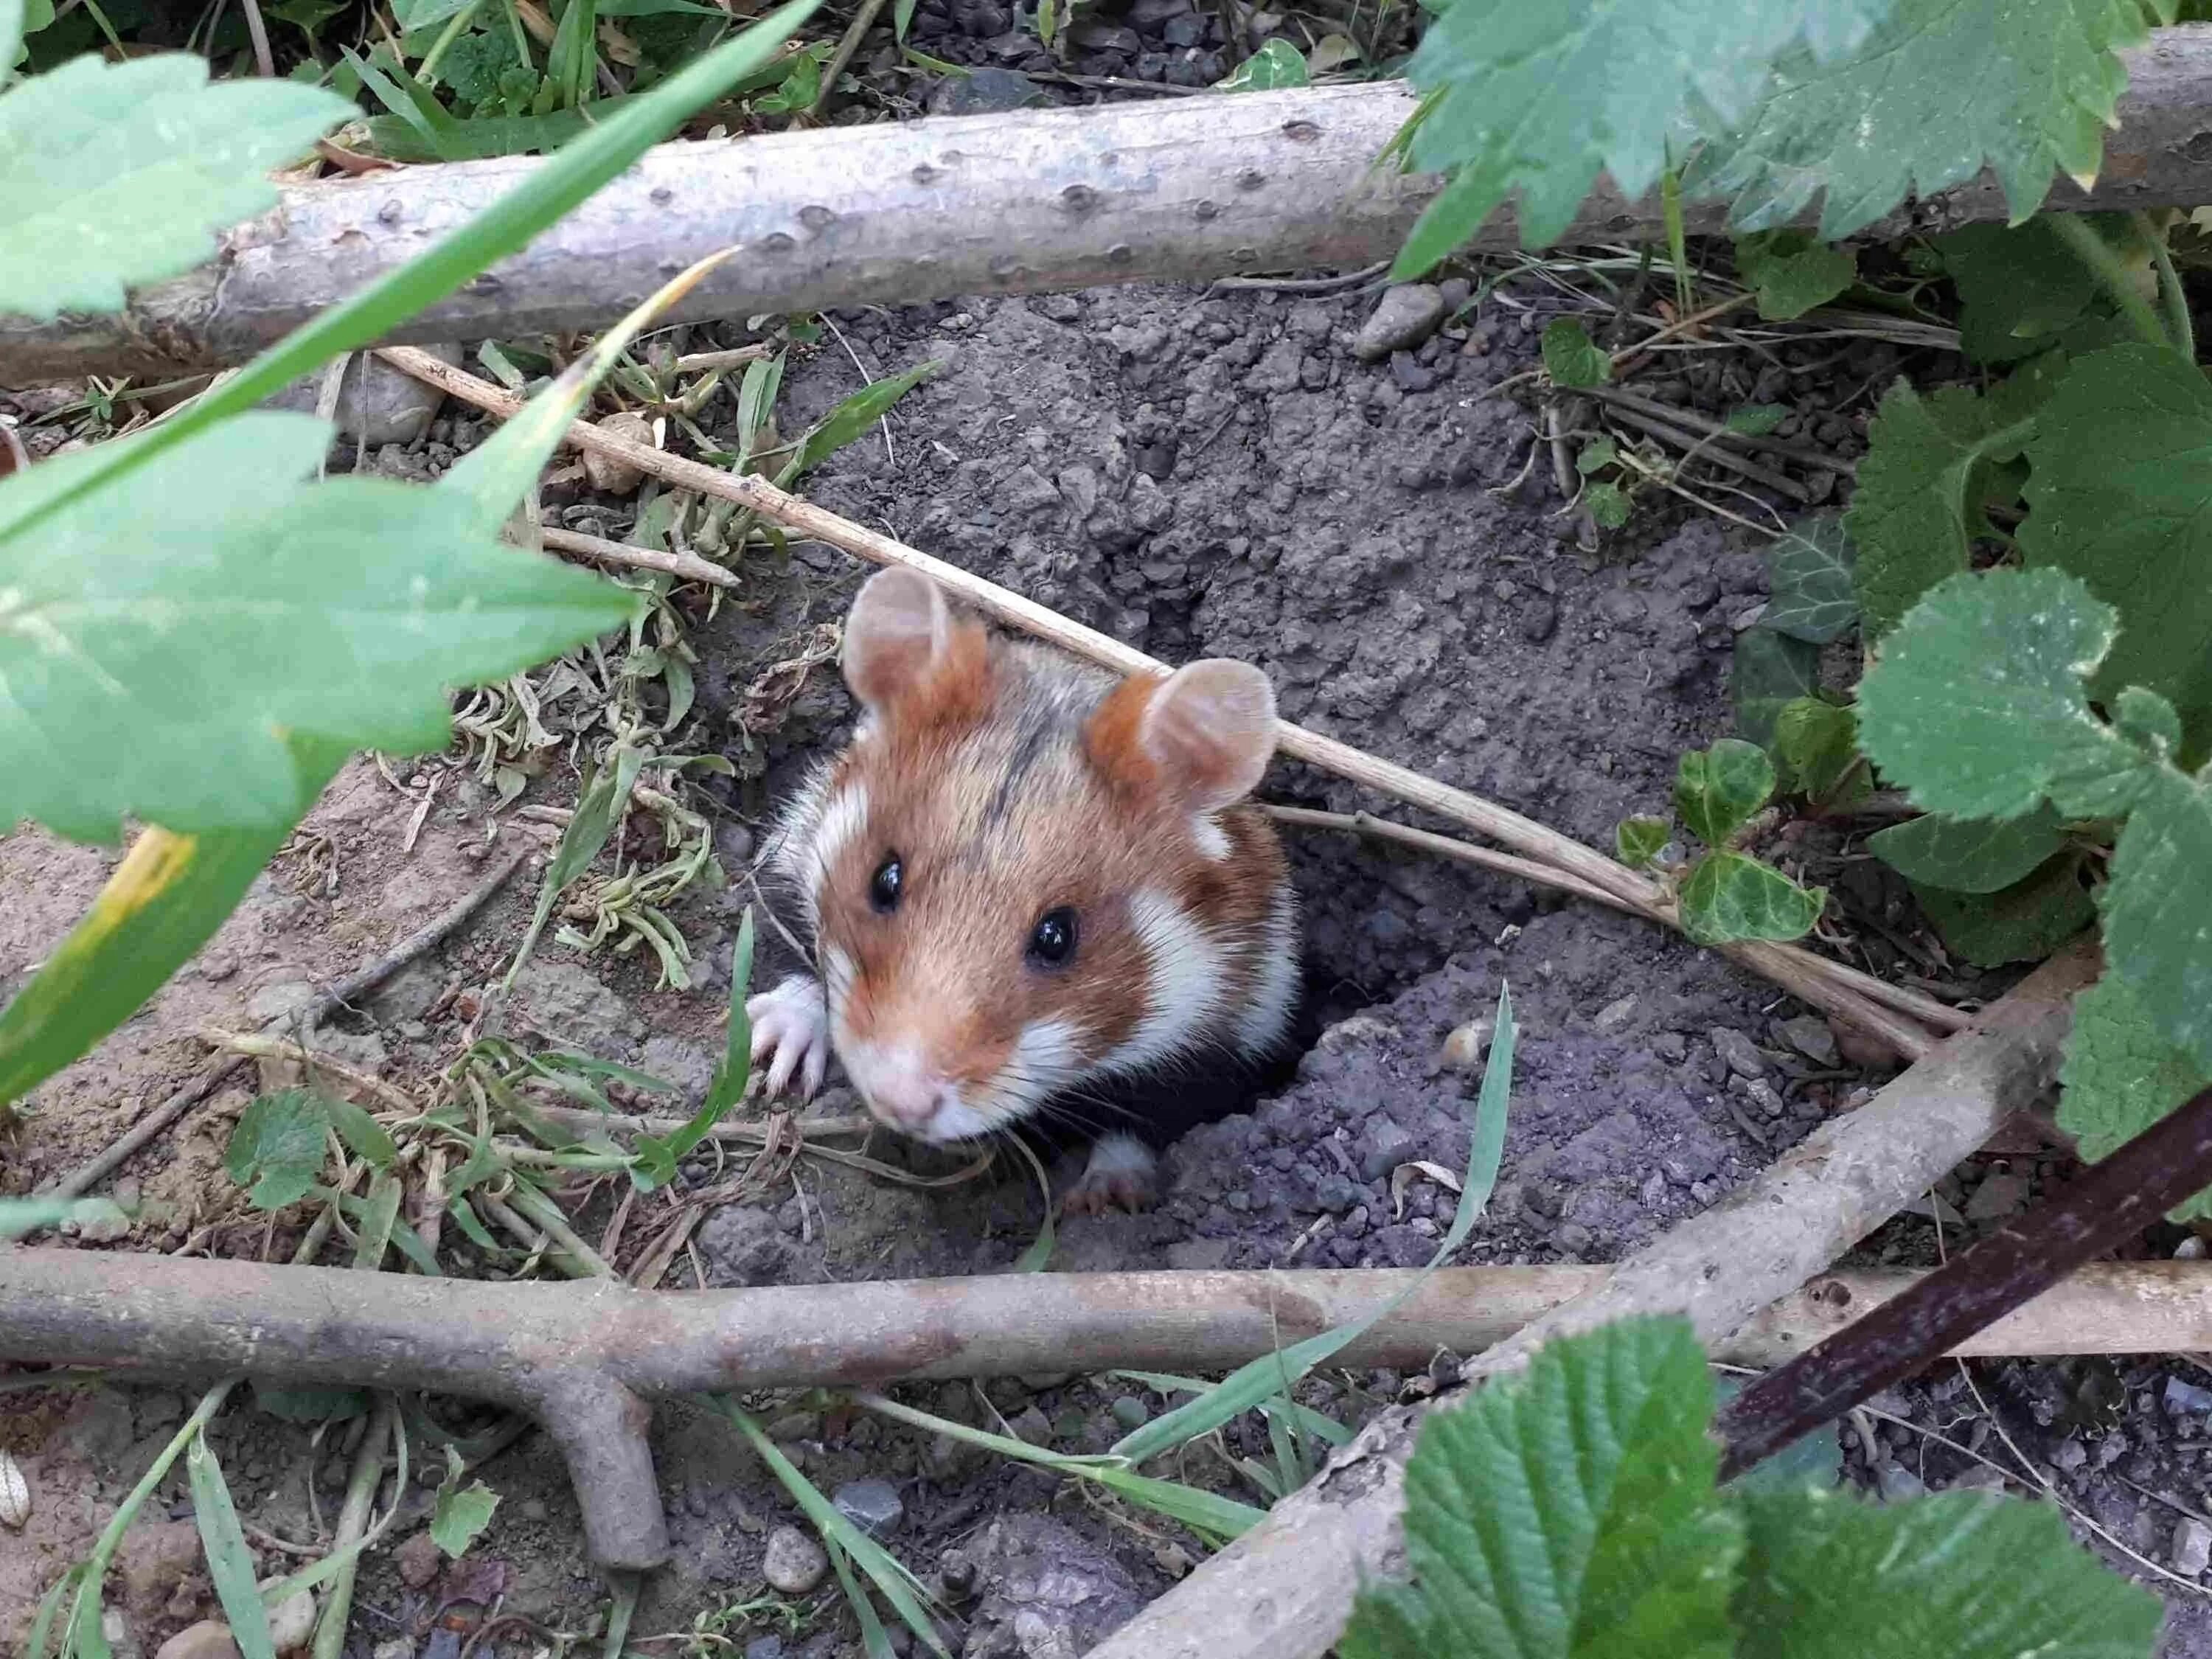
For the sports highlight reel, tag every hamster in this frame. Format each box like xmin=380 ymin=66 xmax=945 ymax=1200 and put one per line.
xmin=746 ymin=566 xmax=1301 ymax=1214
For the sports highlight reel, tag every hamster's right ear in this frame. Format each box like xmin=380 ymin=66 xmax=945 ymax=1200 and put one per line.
xmin=841 ymin=568 xmax=991 ymax=728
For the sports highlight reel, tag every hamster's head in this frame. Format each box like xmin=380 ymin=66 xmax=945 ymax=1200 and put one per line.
xmin=802 ymin=567 xmax=1285 ymax=1146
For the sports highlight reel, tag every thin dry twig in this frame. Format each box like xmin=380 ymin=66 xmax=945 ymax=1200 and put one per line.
xmin=536 ymin=524 xmax=739 ymax=588
xmin=375 ymin=347 xmax=1945 ymax=1061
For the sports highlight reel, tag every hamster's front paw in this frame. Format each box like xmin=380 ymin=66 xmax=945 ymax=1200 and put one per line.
xmin=747 ymin=973 xmax=830 ymax=1099
xmin=1061 ymin=1133 xmax=1158 ymax=1216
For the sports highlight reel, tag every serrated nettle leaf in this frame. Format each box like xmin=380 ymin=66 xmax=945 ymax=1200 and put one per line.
xmin=1866 ymin=804 xmax=2067 ymax=893
xmin=1336 ymin=1315 xmax=1742 ymax=1659
xmin=1679 ymin=851 xmax=1825 ymax=946
xmin=0 ymin=55 xmax=351 ymax=321
xmin=2059 ymin=967 xmax=2212 ymax=1221
xmin=226 ymin=1090 xmax=333 ymax=1211
xmin=2099 ymin=768 xmax=2212 ymax=1074
xmin=1735 ymin=229 xmax=1856 ymax=320
xmin=1733 ymin=1486 xmax=2163 ymax=1659
xmin=1584 ymin=481 xmax=1632 ymax=529
xmin=1846 ymin=380 xmax=2031 ymax=638
xmin=1935 ymin=218 xmax=2112 ymax=364
xmin=1540 ymin=317 xmax=1610 ymax=388
xmin=1397 ymin=0 xmax=1894 ymax=253
xmin=1764 ymin=515 xmax=1857 ymax=644
xmin=1683 ymin=0 xmax=2166 ymax=243
xmin=1674 ymin=737 xmax=1775 ymax=846
xmin=0 ymin=413 xmax=635 ymax=841
xmin=1771 ymin=697 xmax=1859 ymax=801
xmin=1911 ymin=852 xmax=2096 ymax=968
xmin=2019 ymin=343 xmax=2212 ymax=737
xmin=1616 ymin=815 xmax=1669 ymax=869
xmin=1731 ymin=627 xmax=1820 ymax=751
xmin=1855 ymin=568 xmax=2152 ymax=824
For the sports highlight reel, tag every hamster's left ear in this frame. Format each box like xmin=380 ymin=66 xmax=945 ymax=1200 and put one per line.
xmin=841 ymin=567 xmax=992 ymax=730
xmin=1089 ymin=658 xmax=1278 ymax=812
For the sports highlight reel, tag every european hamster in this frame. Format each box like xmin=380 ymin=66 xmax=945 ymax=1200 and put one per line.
xmin=748 ymin=566 xmax=1301 ymax=1213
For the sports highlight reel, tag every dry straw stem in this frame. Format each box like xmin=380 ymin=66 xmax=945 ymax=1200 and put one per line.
xmin=382 ymin=347 xmax=1946 ymax=1058
xmin=1085 ymin=942 xmax=2096 ymax=1659
xmin=538 ymin=524 xmax=740 ymax=588
xmin=21 ymin=32 xmax=2212 ymax=382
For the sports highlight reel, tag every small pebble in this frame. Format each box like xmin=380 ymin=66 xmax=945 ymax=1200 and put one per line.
xmin=1354 ymin=284 xmax=1446 ymax=362
xmin=394 ymin=1528 xmax=442 ymax=1590
xmin=1964 ymin=1172 xmax=2030 ymax=1222
xmin=2166 ymin=1376 xmax=2212 ymax=1416
xmin=745 ymin=1638 xmax=786 ymax=1659
xmin=262 ymin=1582 xmax=316 ymax=1653
xmin=1872 ymin=1461 xmax=1926 ymax=1503
xmin=1708 ymin=1027 xmax=1765 ymax=1080
xmin=762 ymin=1524 xmax=830 ymax=1595
xmin=1439 ymin=1018 xmax=1492 ymax=1071
xmin=580 ymin=411 xmax=652 ymax=494
xmin=1778 ymin=1014 xmax=1838 ymax=1066
xmin=832 ymin=1477 xmax=905 ymax=1537
xmin=1110 ymin=1395 xmax=1150 ymax=1431
xmin=372 ymin=1641 xmax=417 ymax=1659
xmin=1591 ymin=994 xmax=1638 ymax=1034
xmin=2052 ymin=1436 xmax=2088 ymax=1472
xmin=2177 ymin=1517 xmax=2212 ymax=1577
xmin=154 ymin=1624 xmax=240 ymax=1659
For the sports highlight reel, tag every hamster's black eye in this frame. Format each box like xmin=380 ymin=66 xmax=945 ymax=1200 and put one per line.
xmin=1027 ymin=907 xmax=1079 ymax=967
xmin=869 ymin=855 xmax=903 ymax=914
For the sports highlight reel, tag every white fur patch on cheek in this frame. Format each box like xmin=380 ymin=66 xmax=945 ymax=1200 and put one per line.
xmin=810 ymin=782 xmax=869 ymax=902
xmin=1190 ymin=813 xmax=1231 ymax=861
xmin=990 ymin=1016 xmax=1083 ymax=1113
xmin=1234 ymin=884 xmax=1301 ymax=1057
xmin=821 ymin=945 xmax=858 ymax=1027
xmin=1103 ymin=889 xmax=1228 ymax=1075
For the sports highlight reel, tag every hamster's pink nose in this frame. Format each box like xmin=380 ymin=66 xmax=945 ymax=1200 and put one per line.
xmin=861 ymin=1068 xmax=956 ymax=1133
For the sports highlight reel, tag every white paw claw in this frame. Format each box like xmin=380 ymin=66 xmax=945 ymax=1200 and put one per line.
xmin=747 ymin=975 xmax=830 ymax=1102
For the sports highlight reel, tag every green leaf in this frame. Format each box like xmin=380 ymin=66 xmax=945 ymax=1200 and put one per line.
xmin=1845 ymin=380 xmax=2030 ymax=638
xmin=251 ymin=1382 xmax=368 ymax=1423
xmin=2098 ymin=766 xmax=2212 ymax=1073
xmin=2 ymin=0 xmax=26 ymax=68
xmin=1731 ymin=627 xmax=1820 ymax=754
xmin=0 ymin=744 xmax=339 ymax=1109
xmin=1910 ymin=852 xmax=2096 ymax=968
xmin=226 ymin=1090 xmax=333 ymax=1211
xmin=1215 ymin=38 xmax=1309 ymax=89
xmin=791 ymin=358 xmax=944 ymax=480
xmin=1584 ymin=481 xmax=1632 ymax=529
xmin=187 ymin=1430 xmax=282 ymax=1659
xmin=505 ymin=742 xmax=645 ymax=987
xmin=1866 ymin=805 xmax=2067 ymax=893
xmin=1714 ymin=1377 xmax=1839 ymax=1495
xmin=1396 ymin=0 xmax=1894 ymax=252
xmin=0 ymin=54 xmax=350 ymax=320
xmin=2018 ymin=342 xmax=2212 ymax=738
xmin=2059 ymin=967 xmax=2212 ymax=1220
xmin=1673 ymin=737 xmax=1775 ymax=846
xmin=1735 ymin=229 xmax=1855 ymax=319
xmin=1615 ymin=815 xmax=1669 ymax=869
xmin=430 ymin=1461 xmax=501 ymax=1557
xmin=1540 ymin=317 xmax=1610 ymax=388
xmin=1934 ymin=218 xmax=2112 ymax=365
xmin=1683 ymin=0 xmax=2166 ymax=242
xmin=1337 ymin=1316 xmax=1742 ymax=1659
xmin=751 ymin=41 xmax=824 ymax=114
xmin=0 ymin=1196 xmax=128 ymax=1240
xmin=1576 ymin=437 xmax=1618 ymax=476
xmin=1764 ymin=515 xmax=1857 ymax=643
xmin=1733 ymin=1486 xmax=2162 ymax=1659
xmin=1771 ymin=698 xmax=1860 ymax=802
xmin=324 ymin=1097 xmax=399 ymax=1169
xmin=632 ymin=908 xmax=755 ymax=1189
xmin=1726 ymin=404 xmax=1790 ymax=437
xmin=1679 ymin=851 xmax=1825 ymax=946
xmin=0 ymin=415 xmax=633 ymax=841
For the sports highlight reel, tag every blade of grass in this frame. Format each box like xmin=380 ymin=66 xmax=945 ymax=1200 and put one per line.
xmin=705 ymin=1397 xmax=948 ymax=1658
xmin=5 ymin=0 xmax=824 ymax=540
xmin=1108 ymin=1371 xmax=1353 ymax=1450
xmin=599 ymin=1571 xmax=640 ymax=1659
xmin=785 ymin=357 xmax=944 ymax=481
xmin=187 ymin=1428 xmax=282 ymax=1659
xmin=1088 ymin=1467 xmax=1265 ymax=1543
xmin=502 ymin=742 xmax=644 ymax=990
xmin=630 ymin=907 xmax=754 ymax=1187
xmin=827 ymin=1540 xmax=898 ymax=1659
xmin=1107 ymin=981 xmax=1515 ymax=1465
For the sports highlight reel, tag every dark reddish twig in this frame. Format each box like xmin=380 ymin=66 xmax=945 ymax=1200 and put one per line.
xmin=1716 ymin=1082 xmax=2212 ymax=1481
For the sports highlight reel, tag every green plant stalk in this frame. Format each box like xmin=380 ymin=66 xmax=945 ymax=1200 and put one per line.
xmin=417 ymin=0 xmax=485 ymax=81
xmin=310 ymin=1394 xmax=399 ymax=1659
xmin=504 ymin=1178 xmax=616 ymax=1276
xmin=2135 ymin=211 xmax=2197 ymax=361
xmin=497 ymin=0 xmax=533 ymax=67
xmin=2046 ymin=212 xmax=2168 ymax=351
xmin=1660 ymin=165 xmax=1692 ymax=319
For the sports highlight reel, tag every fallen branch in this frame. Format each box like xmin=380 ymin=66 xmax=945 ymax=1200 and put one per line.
xmin=15 ymin=30 xmax=2212 ymax=382
xmin=1082 ymin=942 xmax=2095 ymax=1659
xmin=379 ymin=346 xmax=1945 ymax=1060
xmin=5 ymin=1216 xmax=2199 ymax=1572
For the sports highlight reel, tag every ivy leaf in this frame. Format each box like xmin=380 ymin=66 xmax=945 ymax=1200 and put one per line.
xmin=1845 ymin=381 xmax=2028 ymax=639
xmin=1616 ymin=815 xmax=1669 ymax=869
xmin=1683 ymin=0 xmax=2169 ymax=242
xmin=1541 ymin=318 xmax=1610 ymax=389
xmin=1215 ymin=38 xmax=1309 ymax=90
xmin=1674 ymin=738 xmax=1775 ymax=846
xmin=0 ymin=54 xmax=352 ymax=320
xmin=1771 ymin=698 xmax=1860 ymax=802
xmin=1866 ymin=805 xmax=2067 ymax=894
xmin=1764 ymin=515 xmax=1857 ymax=644
xmin=1336 ymin=1316 xmax=1742 ymax=1659
xmin=1733 ymin=1487 xmax=2163 ymax=1659
xmin=2018 ymin=343 xmax=2212 ymax=739
xmin=225 ymin=1090 xmax=331 ymax=1211
xmin=1731 ymin=628 xmax=1819 ymax=751
xmin=1854 ymin=568 xmax=2149 ymax=824
xmin=1679 ymin=852 xmax=1825 ymax=946
xmin=1735 ymin=230 xmax=1855 ymax=320
xmin=1394 ymin=0 xmax=1896 ymax=262
xmin=0 ymin=413 xmax=636 ymax=842
xmin=1910 ymin=853 xmax=2096 ymax=968
xmin=2059 ymin=967 xmax=2212 ymax=1222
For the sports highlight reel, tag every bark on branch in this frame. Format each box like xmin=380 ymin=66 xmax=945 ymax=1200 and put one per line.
xmin=13 ymin=27 xmax=2212 ymax=383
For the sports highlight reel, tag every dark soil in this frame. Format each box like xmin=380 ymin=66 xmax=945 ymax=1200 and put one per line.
xmin=7 ymin=274 xmax=2209 ymax=1658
